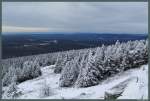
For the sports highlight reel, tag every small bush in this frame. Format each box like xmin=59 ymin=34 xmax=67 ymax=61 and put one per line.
xmin=40 ymin=80 xmax=52 ymax=97
xmin=2 ymin=82 xmax=22 ymax=99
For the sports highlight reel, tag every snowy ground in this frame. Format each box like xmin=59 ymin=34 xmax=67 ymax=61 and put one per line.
xmin=11 ymin=64 xmax=148 ymax=99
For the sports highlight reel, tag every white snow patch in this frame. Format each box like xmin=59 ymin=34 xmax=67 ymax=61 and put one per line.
xmin=118 ymin=65 xmax=148 ymax=99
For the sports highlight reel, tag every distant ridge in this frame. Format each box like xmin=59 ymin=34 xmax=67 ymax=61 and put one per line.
xmin=2 ymin=33 xmax=147 ymax=59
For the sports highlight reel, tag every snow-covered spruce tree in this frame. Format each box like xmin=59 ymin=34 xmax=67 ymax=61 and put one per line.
xmin=2 ymin=65 xmax=18 ymax=86
xmin=54 ymin=50 xmax=78 ymax=74
xmin=108 ymin=42 xmax=125 ymax=73
xmin=93 ymin=45 xmax=107 ymax=79
xmin=75 ymin=50 xmax=100 ymax=87
xmin=59 ymin=56 xmax=80 ymax=87
xmin=119 ymin=41 xmax=136 ymax=70
xmin=95 ymin=44 xmax=119 ymax=80
xmin=54 ymin=53 xmax=67 ymax=74
xmin=103 ymin=45 xmax=115 ymax=77
xmin=134 ymin=40 xmax=148 ymax=65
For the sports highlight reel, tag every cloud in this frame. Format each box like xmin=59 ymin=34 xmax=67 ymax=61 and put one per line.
xmin=2 ymin=26 xmax=49 ymax=32
xmin=2 ymin=2 xmax=148 ymax=34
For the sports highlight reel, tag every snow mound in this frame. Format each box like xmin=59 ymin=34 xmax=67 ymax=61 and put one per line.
xmin=104 ymin=64 xmax=148 ymax=100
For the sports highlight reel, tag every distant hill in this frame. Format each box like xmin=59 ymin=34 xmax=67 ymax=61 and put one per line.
xmin=2 ymin=33 xmax=148 ymax=59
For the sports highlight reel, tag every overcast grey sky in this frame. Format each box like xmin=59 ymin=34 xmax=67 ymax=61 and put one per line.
xmin=2 ymin=2 xmax=148 ymax=34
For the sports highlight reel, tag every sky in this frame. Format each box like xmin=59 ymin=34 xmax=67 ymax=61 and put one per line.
xmin=2 ymin=2 xmax=148 ymax=34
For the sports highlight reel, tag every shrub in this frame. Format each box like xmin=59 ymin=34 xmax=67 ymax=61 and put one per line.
xmin=40 ymin=80 xmax=52 ymax=97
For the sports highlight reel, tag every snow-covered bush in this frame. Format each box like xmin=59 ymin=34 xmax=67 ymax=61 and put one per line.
xmin=40 ymin=80 xmax=52 ymax=97
xmin=2 ymin=82 xmax=22 ymax=99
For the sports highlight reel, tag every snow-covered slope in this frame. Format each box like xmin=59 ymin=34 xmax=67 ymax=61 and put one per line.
xmin=118 ymin=65 xmax=148 ymax=99
xmin=11 ymin=64 xmax=148 ymax=99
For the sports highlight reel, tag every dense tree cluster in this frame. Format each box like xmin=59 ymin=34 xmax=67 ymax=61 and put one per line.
xmin=59 ymin=39 xmax=148 ymax=87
